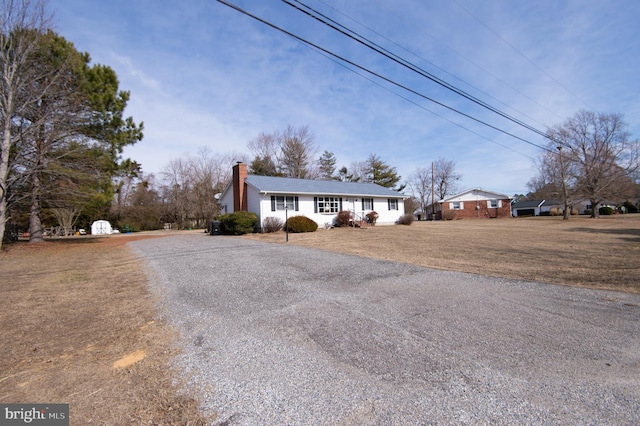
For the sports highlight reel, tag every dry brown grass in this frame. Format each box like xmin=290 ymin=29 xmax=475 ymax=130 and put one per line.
xmin=243 ymin=215 xmax=640 ymax=293
xmin=0 ymin=233 xmax=210 ymax=425
xmin=1 ymin=215 xmax=638 ymax=424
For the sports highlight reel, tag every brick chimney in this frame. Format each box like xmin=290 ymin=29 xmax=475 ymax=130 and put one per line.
xmin=232 ymin=162 xmax=248 ymax=211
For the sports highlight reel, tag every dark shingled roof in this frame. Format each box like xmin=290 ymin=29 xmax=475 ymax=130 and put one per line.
xmin=245 ymin=175 xmax=405 ymax=198
xmin=512 ymin=200 xmax=545 ymax=209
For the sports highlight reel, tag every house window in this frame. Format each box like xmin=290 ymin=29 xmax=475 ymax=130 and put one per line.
xmin=315 ymin=196 xmax=341 ymax=213
xmin=488 ymin=200 xmax=502 ymax=208
xmin=362 ymin=198 xmax=373 ymax=210
xmin=450 ymin=202 xmax=463 ymax=210
xmin=388 ymin=199 xmax=398 ymax=210
xmin=271 ymin=195 xmax=299 ymax=211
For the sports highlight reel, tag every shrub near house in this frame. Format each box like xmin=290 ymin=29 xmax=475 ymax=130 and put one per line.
xmin=285 ymin=216 xmax=318 ymax=233
xmin=262 ymin=217 xmax=284 ymax=233
xmin=217 ymin=211 xmax=258 ymax=235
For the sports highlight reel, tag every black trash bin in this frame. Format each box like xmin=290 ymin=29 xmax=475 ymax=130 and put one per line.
xmin=210 ymin=220 xmax=221 ymax=236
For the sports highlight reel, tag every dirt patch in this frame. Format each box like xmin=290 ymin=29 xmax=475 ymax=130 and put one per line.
xmin=113 ymin=350 xmax=147 ymax=369
xmin=242 ymin=215 xmax=640 ymax=293
xmin=0 ymin=231 xmax=210 ymax=425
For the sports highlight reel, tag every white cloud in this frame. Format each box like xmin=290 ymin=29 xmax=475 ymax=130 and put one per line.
xmin=54 ymin=0 xmax=640 ymax=192
xmin=109 ymin=53 xmax=161 ymax=91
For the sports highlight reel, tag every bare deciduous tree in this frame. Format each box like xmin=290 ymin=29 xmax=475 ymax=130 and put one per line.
xmin=433 ymin=157 xmax=461 ymax=200
xmin=0 ymin=0 xmax=50 ymax=247
xmin=408 ymin=167 xmax=432 ymax=220
xmin=159 ymin=150 xmax=239 ymax=229
xmin=161 ymin=157 xmax=192 ymax=229
xmin=247 ymin=125 xmax=317 ymax=178
xmin=528 ymin=148 xmax=578 ymax=219
xmin=545 ymin=110 xmax=639 ymax=217
xmin=248 ymin=131 xmax=279 ymax=176
xmin=50 ymin=207 xmax=79 ymax=236
xmin=280 ymin=125 xmax=317 ymax=179
xmin=347 ymin=160 xmax=368 ymax=182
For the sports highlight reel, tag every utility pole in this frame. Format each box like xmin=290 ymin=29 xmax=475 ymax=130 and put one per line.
xmin=557 ymin=146 xmax=569 ymax=220
xmin=431 ymin=161 xmax=435 ymax=221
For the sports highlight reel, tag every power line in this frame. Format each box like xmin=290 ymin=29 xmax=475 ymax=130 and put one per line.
xmin=215 ymin=0 xmax=555 ymax=154
xmin=284 ymin=0 xmax=551 ymax=140
xmin=307 ymin=42 xmax=537 ymax=161
xmin=317 ymin=0 xmax=564 ymax=126
xmin=450 ymin=0 xmax=595 ymax=111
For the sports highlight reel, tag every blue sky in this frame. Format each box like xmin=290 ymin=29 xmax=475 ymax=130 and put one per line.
xmin=53 ymin=0 xmax=640 ymax=195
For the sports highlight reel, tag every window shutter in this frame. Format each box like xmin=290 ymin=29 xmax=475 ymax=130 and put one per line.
xmin=314 ymin=197 xmax=318 ymax=213
xmin=294 ymin=196 xmax=299 ymax=211
xmin=339 ymin=198 xmax=343 ymax=211
xmin=388 ymin=199 xmax=391 ymax=210
xmin=271 ymin=196 xmax=276 ymax=211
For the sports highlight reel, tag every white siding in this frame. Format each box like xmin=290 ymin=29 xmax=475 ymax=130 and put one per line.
xmin=218 ymin=189 xmax=232 ymax=215
xmin=258 ymin=195 xmax=405 ymax=228
xmin=246 ymin=186 xmax=261 ymax=222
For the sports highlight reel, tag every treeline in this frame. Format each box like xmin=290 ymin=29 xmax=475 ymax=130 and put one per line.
xmin=526 ymin=110 xmax=640 ymax=218
xmin=4 ymin=4 xmax=637 ymax=249
xmin=108 ymin=127 xmax=407 ymax=232
xmin=1 ymin=1 xmax=142 ymax=248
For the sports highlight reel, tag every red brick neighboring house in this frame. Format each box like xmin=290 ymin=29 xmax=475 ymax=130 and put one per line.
xmin=435 ymin=188 xmax=512 ymax=219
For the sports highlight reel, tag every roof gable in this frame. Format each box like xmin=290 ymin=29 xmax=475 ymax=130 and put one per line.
xmin=441 ymin=188 xmax=511 ymax=203
xmin=245 ymin=175 xmax=405 ymax=198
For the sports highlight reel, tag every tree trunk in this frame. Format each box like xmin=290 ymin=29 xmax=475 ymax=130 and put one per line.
xmin=0 ymin=113 xmax=14 ymax=249
xmin=590 ymin=200 xmax=599 ymax=218
xmin=29 ymin=170 xmax=45 ymax=242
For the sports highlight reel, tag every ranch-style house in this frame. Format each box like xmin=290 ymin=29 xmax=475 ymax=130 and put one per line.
xmin=219 ymin=162 xmax=407 ymax=230
xmin=432 ymin=188 xmax=512 ymax=219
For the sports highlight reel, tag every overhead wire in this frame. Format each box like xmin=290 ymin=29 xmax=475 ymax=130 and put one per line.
xmin=316 ymin=0 xmax=564 ymax=125
xmin=284 ymin=0 xmax=552 ymax=140
xmin=304 ymin=40 xmax=537 ymax=160
xmin=215 ymin=0 xmax=556 ymax=155
xmin=450 ymin=0 xmax=595 ymax=111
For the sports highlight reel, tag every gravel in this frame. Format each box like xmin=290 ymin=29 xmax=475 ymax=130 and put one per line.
xmin=130 ymin=234 xmax=640 ymax=425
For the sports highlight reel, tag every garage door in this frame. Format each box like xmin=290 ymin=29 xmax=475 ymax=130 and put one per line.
xmin=516 ymin=208 xmax=535 ymax=217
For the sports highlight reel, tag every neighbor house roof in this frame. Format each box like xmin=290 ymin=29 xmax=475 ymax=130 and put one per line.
xmin=439 ymin=188 xmax=512 ymax=203
xmin=245 ymin=175 xmax=406 ymax=198
xmin=512 ymin=200 xmax=545 ymax=209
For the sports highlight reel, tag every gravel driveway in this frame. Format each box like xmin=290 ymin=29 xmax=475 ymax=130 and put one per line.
xmin=130 ymin=234 xmax=640 ymax=425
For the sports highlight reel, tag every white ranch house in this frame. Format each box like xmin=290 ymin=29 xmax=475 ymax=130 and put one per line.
xmin=219 ymin=163 xmax=406 ymax=229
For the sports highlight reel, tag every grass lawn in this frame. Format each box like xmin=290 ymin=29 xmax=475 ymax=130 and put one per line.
xmin=243 ymin=215 xmax=640 ymax=293
xmin=1 ymin=214 xmax=638 ymax=423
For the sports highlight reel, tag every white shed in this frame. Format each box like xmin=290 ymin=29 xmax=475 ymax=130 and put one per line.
xmin=91 ymin=220 xmax=113 ymax=235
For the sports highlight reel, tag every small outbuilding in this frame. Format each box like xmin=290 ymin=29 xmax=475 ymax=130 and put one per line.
xmin=91 ymin=220 xmax=113 ymax=235
xmin=511 ymin=200 xmax=546 ymax=217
